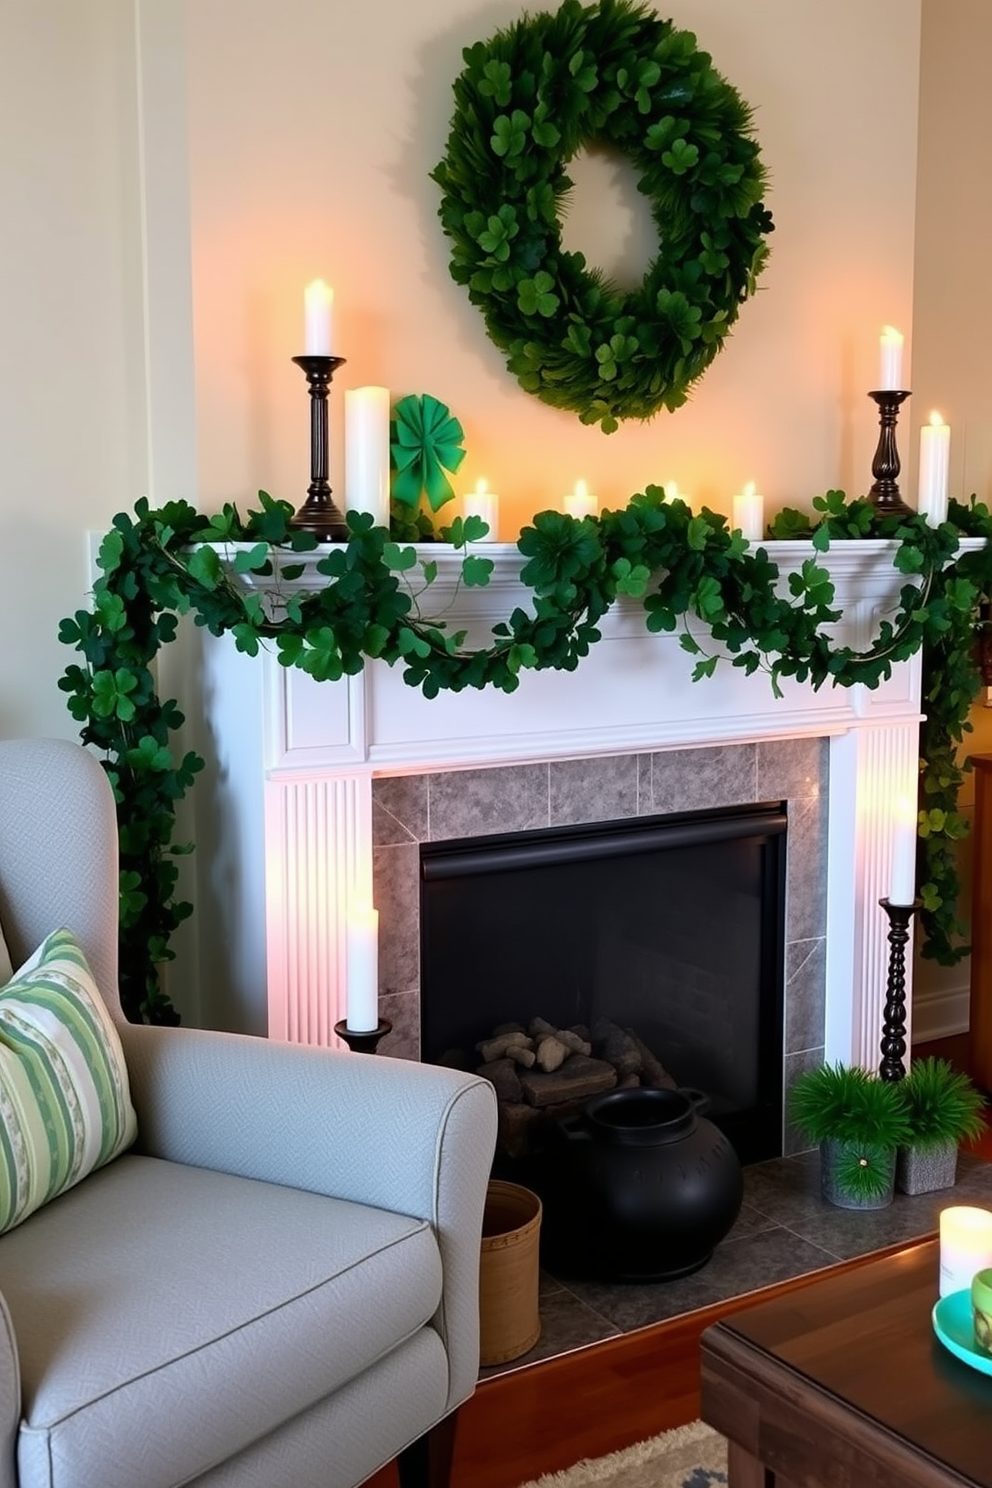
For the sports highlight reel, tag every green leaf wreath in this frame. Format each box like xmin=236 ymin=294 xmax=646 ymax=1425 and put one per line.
xmin=57 ymin=487 xmax=992 ymax=1024
xmin=431 ymin=0 xmax=774 ymax=432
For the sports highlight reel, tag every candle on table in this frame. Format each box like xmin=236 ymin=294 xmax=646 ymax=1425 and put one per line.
xmin=345 ymin=386 xmax=391 ymax=526
xmin=304 ymin=279 xmax=334 ymax=355
xmin=939 ymin=1206 xmax=992 ymax=1297
xmin=889 ymin=792 xmax=918 ymax=906
xmin=878 ymin=325 xmax=904 ymax=391
xmin=917 ymin=411 xmax=950 ymax=526
xmin=732 ymin=480 xmax=764 ymax=542
xmin=462 ymin=478 xmax=499 ymax=541
xmin=563 ymin=479 xmax=598 ymax=519
xmin=345 ymin=900 xmax=379 ymax=1033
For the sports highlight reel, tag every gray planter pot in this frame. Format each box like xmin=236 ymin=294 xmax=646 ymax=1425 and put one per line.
xmin=896 ymin=1139 xmax=959 ymax=1195
xmin=819 ymin=1139 xmax=896 ymax=1209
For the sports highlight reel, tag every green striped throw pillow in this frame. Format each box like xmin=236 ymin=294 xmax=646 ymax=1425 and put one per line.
xmin=0 ymin=927 xmax=137 ymax=1234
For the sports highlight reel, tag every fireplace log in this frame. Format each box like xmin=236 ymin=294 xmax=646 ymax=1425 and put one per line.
xmin=518 ymin=1055 xmax=617 ymax=1108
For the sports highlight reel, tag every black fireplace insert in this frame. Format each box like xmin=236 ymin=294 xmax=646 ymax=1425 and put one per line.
xmin=420 ymin=800 xmax=787 ymax=1164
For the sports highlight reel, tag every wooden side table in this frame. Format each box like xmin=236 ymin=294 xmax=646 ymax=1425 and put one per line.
xmin=969 ymin=755 xmax=992 ymax=1094
xmin=700 ymin=1239 xmax=992 ymax=1488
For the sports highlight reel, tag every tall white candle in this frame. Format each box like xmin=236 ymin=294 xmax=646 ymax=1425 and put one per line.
xmin=732 ymin=481 xmax=764 ymax=541
xmin=345 ymin=900 xmax=379 ymax=1033
xmin=889 ymin=792 xmax=918 ymax=906
xmin=563 ymin=479 xmax=598 ymax=519
xmin=940 ymin=1206 xmax=992 ymax=1297
xmin=918 ymin=411 xmax=950 ymax=526
xmin=345 ymin=386 xmax=391 ymax=526
xmin=878 ymin=325 xmax=904 ymax=391
xmin=463 ymin=478 xmax=499 ymax=541
xmin=304 ymin=279 xmax=334 ymax=355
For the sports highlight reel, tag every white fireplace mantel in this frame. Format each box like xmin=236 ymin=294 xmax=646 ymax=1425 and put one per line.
xmin=201 ymin=537 xmax=982 ymax=1065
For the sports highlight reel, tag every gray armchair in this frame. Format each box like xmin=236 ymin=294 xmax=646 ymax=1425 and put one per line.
xmin=0 ymin=737 xmax=497 ymax=1488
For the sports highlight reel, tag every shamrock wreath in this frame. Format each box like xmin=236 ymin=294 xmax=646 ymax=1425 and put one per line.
xmin=431 ymin=0 xmax=774 ymax=432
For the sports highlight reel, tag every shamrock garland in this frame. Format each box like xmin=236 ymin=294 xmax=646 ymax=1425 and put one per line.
xmin=58 ymin=488 xmax=992 ymax=1023
xmin=431 ymin=0 xmax=774 ymax=432
xmin=389 ymin=393 xmax=466 ymax=511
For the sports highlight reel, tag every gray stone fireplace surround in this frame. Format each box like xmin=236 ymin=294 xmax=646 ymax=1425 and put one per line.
xmin=372 ymin=737 xmax=827 ymax=1154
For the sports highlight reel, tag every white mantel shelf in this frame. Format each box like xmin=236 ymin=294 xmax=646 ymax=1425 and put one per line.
xmin=202 ymin=537 xmax=983 ymax=1069
xmin=224 ymin=537 xmax=981 ymax=777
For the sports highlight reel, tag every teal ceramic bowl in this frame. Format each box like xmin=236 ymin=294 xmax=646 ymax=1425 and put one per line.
xmin=972 ymin=1267 xmax=992 ymax=1354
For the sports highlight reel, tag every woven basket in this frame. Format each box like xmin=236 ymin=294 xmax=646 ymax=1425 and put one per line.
xmin=479 ymin=1180 xmax=542 ymax=1366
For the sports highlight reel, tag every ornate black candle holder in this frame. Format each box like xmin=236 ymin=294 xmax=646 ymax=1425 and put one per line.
xmin=333 ymin=1018 xmax=392 ymax=1054
xmin=290 ymin=354 xmax=349 ymax=540
xmin=867 ymin=389 xmax=914 ymax=518
xmin=878 ymin=896 xmax=922 ymax=1081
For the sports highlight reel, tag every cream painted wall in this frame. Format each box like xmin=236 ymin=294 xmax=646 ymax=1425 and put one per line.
xmin=0 ymin=1 xmax=147 ymax=740
xmin=186 ymin=0 xmax=922 ymax=538
xmin=910 ymin=0 xmax=992 ymax=1032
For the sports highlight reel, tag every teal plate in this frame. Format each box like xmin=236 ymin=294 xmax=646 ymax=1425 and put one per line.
xmin=932 ymin=1290 xmax=992 ymax=1376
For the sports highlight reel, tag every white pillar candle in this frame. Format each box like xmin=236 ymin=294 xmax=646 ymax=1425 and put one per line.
xmin=940 ymin=1206 xmax=992 ymax=1297
xmin=304 ymin=279 xmax=334 ymax=355
xmin=345 ymin=900 xmax=379 ymax=1033
xmin=462 ymin=478 xmax=499 ymax=541
xmin=732 ymin=481 xmax=764 ymax=541
xmin=878 ymin=325 xmax=904 ymax=391
xmin=345 ymin=386 xmax=391 ymax=526
xmin=917 ymin=411 xmax=950 ymax=526
xmin=889 ymin=792 xmax=918 ymax=906
xmin=563 ymin=479 xmax=598 ymax=519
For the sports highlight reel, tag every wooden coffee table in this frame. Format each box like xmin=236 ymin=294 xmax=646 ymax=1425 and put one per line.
xmin=700 ymin=1238 xmax=992 ymax=1487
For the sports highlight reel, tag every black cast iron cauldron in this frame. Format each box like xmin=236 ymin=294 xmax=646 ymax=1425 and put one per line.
xmin=544 ymin=1086 xmax=743 ymax=1282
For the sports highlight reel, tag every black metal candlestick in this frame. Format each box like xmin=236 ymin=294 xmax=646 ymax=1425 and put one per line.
xmin=333 ymin=1018 xmax=392 ymax=1054
xmin=291 ymin=354 xmax=349 ymax=540
xmin=878 ymin=896 xmax=922 ymax=1081
xmin=867 ymin=389 xmax=914 ymax=518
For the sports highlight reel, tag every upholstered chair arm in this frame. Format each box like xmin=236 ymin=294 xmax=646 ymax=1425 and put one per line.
xmin=119 ymin=1023 xmax=498 ymax=1410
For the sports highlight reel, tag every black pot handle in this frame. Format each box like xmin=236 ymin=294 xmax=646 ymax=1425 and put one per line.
xmin=679 ymin=1086 xmax=711 ymax=1117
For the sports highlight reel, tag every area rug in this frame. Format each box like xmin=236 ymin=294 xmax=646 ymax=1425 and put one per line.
xmin=515 ymin=1419 xmax=727 ymax=1488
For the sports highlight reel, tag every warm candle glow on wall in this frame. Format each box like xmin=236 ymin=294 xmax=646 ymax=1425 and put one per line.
xmin=563 ymin=479 xmax=598 ymax=519
xmin=732 ymin=480 xmax=764 ymax=541
xmin=463 ymin=478 xmax=499 ymax=541
xmin=878 ymin=325 xmax=904 ymax=391
xmin=917 ymin=411 xmax=950 ymax=526
xmin=304 ymin=279 xmax=334 ymax=355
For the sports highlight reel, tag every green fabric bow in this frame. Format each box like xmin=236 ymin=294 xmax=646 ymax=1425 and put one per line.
xmin=390 ymin=393 xmax=466 ymax=512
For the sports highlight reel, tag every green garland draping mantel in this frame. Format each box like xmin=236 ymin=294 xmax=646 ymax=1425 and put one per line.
xmin=58 ymin=488 xmax=992 ymax=1023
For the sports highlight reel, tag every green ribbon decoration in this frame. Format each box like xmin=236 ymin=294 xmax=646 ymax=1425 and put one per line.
xmin=390 ymin=393 xmax=466 ymax=511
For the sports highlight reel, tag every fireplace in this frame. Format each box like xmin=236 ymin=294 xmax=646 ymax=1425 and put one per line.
xmin=419 ymin=801 xmax=787 ymax=1164
xmin=200 ymin=538 xmax=945 ymax=1099
xmin=369 ymin=738 xmax=825 ymax=1154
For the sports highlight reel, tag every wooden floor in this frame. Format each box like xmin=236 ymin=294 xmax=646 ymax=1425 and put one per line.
xmin=371 ymin=1034 xmax=992 ymax=1488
